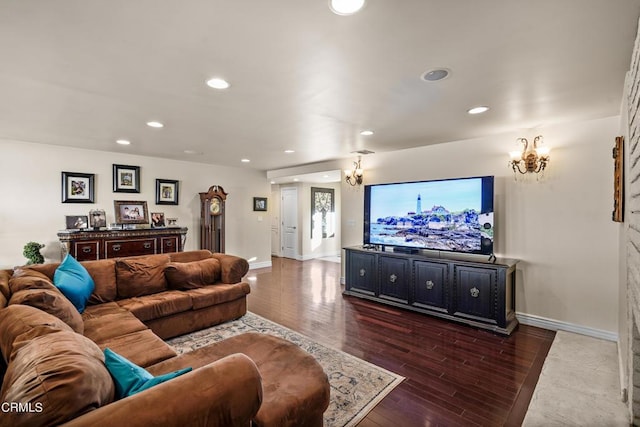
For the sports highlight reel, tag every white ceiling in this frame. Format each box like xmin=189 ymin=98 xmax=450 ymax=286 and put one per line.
xmin=1 ymin=1 xmax=639 ymax=173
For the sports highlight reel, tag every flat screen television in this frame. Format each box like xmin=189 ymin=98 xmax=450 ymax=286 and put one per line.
xmin=364 ymin=176 xmax=494 ymax=255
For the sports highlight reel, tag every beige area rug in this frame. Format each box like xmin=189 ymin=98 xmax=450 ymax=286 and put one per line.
xmin=523 ymin=331 xmax=629 ymax=426
xmin=167 ymin=312 xmax=404 ymax=427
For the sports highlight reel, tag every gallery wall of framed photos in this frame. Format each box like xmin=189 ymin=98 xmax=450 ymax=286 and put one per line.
xmin=60 ymin=164 xmax=181 ymax=230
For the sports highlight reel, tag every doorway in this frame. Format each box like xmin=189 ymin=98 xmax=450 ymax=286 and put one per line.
xmin=281 ymin=187 xmax=298 ymax=259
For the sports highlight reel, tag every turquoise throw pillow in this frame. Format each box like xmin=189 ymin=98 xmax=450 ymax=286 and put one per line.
xmin=104 ymin=348 xmax=192 ymax=399
xmin=53 ymin=254 xmax=95 ymax=313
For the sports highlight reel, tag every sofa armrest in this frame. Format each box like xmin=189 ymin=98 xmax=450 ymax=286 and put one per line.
xmin=211 ymin=253 xmax=249 ymax=283
xmin=60 ymin=353 xmax=262 ymax=427
xmin=0 ymin=269 xmax=12 ymax=307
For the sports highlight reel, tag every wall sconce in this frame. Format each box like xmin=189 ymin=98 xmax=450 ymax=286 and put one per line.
xmin=509 ymin=135 xmax=550 ymax=177
xmin=345 ymin=156 xmax=364 ymax=186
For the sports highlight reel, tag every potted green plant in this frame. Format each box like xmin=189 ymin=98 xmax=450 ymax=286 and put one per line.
xmin=23 ymin=242 xmax=45 ymax=265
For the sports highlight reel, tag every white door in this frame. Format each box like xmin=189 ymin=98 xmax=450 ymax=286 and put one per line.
xmin=281 ymin=187 xmax=298 ymax=259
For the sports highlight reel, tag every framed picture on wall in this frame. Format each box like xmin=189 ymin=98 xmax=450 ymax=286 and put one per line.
xmin=156 ymin=179 xmax=179 ymax=205
xmin=613 ymin=136 xmax=624 ymax=222
xmin=61 ymin=172 xmax=95 ymax=203
xmin=113 ymin=164 xmax=140 ymax=193
xmin=253 ymin=197 xmax=267 ymax=211
xmin=113 ymin=200 xmax=149 ymax=224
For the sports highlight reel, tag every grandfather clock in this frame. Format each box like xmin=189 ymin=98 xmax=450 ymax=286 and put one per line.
xmin=199 ymin=185 xmax=228 ymax=253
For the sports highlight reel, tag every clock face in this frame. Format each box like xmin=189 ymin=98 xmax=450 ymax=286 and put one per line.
xmin=210 ymin=197 xmax=221 ymax=215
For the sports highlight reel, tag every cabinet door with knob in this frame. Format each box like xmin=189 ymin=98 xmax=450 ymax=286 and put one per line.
xmin=346 ymin=251 xmax=377 ymax=296
xmin=453 ymin=265 xmax=498 ymax=325
xmin=379 ymin=256 xmax=410 ymax=304
xmin=413 ymin=260 xmax=449 ymax=313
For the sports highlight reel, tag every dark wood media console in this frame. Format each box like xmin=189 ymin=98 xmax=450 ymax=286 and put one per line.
xmin=57 ymin=227 xmax=188 ymax=261
xmin=343 ymin=246 xmax=519 ymax=335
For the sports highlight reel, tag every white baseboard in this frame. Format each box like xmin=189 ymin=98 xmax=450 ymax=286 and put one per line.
xmin=516 ymin=311 xmax=618 ymax=342
xmin=300 ymin=251 xmax=341 ymax=261
xmin=248 ymin=260 xmax=272 ymax=270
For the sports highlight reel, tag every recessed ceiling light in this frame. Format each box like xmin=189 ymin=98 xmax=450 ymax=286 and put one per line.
xmin=146 ymin=121 xmax=164 ymax=128
xmin=421 ymin=68 xmax=450 ymax=82
xmin=284 ymin=150 xmax=295 ymax=154
xmin=116 ymin=139 xmax=131 ymax=145
xmin=206 ymin=78 xmax=230 ymax=89
xmin=184 ymin=150 xmax=199 ymax=154
xmin=270 ymin=181 xmax=276 ymax=184
xmin=360 ymin=130 xmax=374 ymax=136
xmin=293 ymin=178 xmax=299 ymax=182
xmin=241 ymin=158 xmax=251 ymax=163
xmin=467 ymin=106 xmax=490 ymax=115
xmin=329 ymin=0 xmax=365 ymax=15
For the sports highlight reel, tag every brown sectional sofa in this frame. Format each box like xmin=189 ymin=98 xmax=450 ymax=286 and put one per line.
xmin=0 ymin=250 xmax=330 ymax=427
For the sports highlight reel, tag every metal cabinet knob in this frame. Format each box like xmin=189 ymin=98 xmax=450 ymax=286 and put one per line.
xmin=143 ymin=242 xmax=152 ymax=249
xmin=112 ymin=244 xmax=121 ymax=251
xmin=470 ymin=287 xmax=480 ymax=298
xmin=82 ymin=247 xmax=92 ymax=253
xmin=389 ymin=274 xmax=397 ymax=283
xmin=426 ymin=280 xmax=434 ymax=290
xmin=359 ymin=268 xmax=366 ymax=277
xmin=165 ymin=241 xmax=173 ymax=247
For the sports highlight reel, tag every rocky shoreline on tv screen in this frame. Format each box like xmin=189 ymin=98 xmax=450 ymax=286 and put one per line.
xmin=371 ymin=205 xmax=493 ymax=253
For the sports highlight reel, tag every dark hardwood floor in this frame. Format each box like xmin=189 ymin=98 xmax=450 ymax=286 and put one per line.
xmin=246 ymin=257 xmax=555 ymax=427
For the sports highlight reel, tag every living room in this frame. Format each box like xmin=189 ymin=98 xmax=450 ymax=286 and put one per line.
xmin=1 ymin=1 xmax=639 ymax=425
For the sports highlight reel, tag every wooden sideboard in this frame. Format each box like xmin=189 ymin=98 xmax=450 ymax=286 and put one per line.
xmin=57 ymin=228 xmax=188 ymax=261
xmin=344 ymin=246 xmax=519 ymax=335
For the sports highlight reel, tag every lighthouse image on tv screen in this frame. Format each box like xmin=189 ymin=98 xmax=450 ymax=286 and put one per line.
xmin=366 ymin=176 xmax=494 ymax=254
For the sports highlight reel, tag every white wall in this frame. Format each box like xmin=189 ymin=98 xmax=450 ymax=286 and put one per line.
xmin=341 ymin=116 xmax=621 ymax=335
xmin=0 ymin=139 xmax=272 ymax=268
xmin=269 ymin=182 xmax=341 ymax=260
xmin=3 ymin=112 xmax=622 ymax=335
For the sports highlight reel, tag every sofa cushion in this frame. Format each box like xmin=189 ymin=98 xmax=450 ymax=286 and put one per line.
xmin=9 ymin=287 xmax=84 ymax=334
xmin=116 ymin=255 xmax=170 ymax=298
xmin=95 ymin=329 xmax=177 ymax=368
xmin=0 ymin=304 xmax=73 ymax=363
xmin=83 ymin=259 xmax=117 ymax=304
xmin=185 ymin=282 xmax=251 ymax=310
xmin=82 ymin=302 xmax=148 ymax=345
xmin=104 ymin=348 xmax=191 ymax=399
xmin=0 ymin=330 xmax=115 ymax=427
xmin=169 ymin=250 xmax=213 ymax=263
xmin=164 ymin=257 xmax=222 ymax=290
xmin=8 ymin=268 xmax=57 ymax=293
xmin=54 ymin=254 xmax=95 ymax=313
xmin=117 ymin=290 xmax=193 ymax=322
xmin=19 ymin=263 xmax=58 ymax=280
